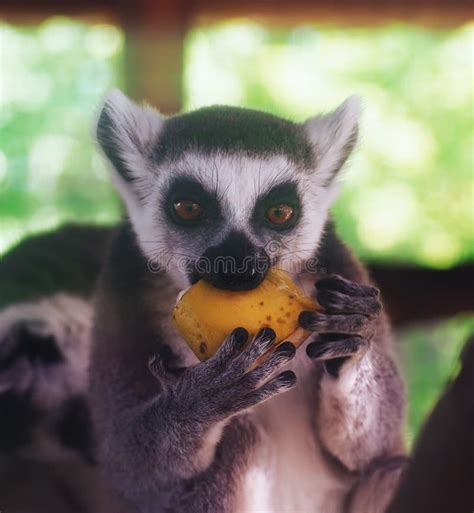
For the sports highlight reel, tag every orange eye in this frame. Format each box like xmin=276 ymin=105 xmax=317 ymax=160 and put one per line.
xmin=173 ymin=200 xmax=204 ymax=221
xmin=266 ymin=204 xmax=294 ymax=225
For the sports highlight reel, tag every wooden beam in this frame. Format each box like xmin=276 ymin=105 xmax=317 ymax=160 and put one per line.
xmin=1 ymin=0 xmax=472 ymax=27
xmin=370 ymin=264 xmax=474 ymax=326
xmin=116 ymin=0 xmax=190 ymax=114
xmin=0 ymin=0 xmax=116 ymax=24
xmin=193 ymin=0 xmax=474 ymax=27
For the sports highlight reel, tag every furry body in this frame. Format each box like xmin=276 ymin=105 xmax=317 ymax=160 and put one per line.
xmin=90 ymin=91 xmax=407 ymax=513
xmin=0 ymin=226 xmax=127 ymax=513
xmin=91 ymin=226 xmax=405 ymax=513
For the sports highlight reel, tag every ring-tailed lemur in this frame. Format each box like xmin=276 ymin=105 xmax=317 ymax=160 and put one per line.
xmin=0 ymin=226 xmax=129 ymax=513
xmin=90 ymin=90 xmax=407 ymax=513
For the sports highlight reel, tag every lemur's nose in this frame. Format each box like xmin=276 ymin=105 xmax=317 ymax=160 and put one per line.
xmin=196 ymin=231 xmax=270 ymax=291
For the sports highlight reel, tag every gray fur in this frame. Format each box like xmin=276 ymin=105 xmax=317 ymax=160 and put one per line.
xmin=91 ymin=92 xmax=406 ymax=512
xmin=0 ymin=225 xmax=126 ymax=513
xmin=0 ymin=294 xmax=129 ymax=513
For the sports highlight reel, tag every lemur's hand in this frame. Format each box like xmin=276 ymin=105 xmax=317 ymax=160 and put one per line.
xmin=298 ymin=274 xmax=382 ymax=377
xmin=149 ymin=327 xmax=296 ymax=419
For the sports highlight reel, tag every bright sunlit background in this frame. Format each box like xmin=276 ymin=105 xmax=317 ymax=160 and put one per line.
xmin=0 ymin=16 xmax=473 ymax=443
xmin=184 ymin=22 xmax=474 ymax=269
xmin=0 ymin=18 xmax=124 ymax=251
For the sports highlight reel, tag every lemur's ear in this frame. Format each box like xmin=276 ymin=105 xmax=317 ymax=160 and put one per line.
xmin=304 ymin=96 xmax=360 ymax=184
xmin=96 ymin=89 xmax=165 ymax=202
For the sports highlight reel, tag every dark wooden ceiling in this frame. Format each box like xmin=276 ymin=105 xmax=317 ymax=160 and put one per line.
xmin=1 ymin=0 xmax=472 ymax=26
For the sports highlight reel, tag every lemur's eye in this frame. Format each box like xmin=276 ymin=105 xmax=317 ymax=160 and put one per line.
xmin=266 ymin=204 xmax=294 ymax=225
xmin=173 ymin=200 xmax=204 ymax=221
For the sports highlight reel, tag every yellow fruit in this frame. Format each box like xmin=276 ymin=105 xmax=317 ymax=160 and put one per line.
xmin=173 ymin=268 xmax=318 ymax=361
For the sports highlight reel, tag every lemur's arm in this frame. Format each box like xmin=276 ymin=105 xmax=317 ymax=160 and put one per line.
xmin=300 ymin=273 xmax=406 ymax=512
xmin=149 ymin=328 xmax=296 ymax=484
xmin=90 ymin=242 xmax=296 ymax=509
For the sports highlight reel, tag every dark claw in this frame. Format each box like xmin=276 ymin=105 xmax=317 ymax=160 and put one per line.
xmin=256 ymin=327 xmax=277 ymax=343
xmin=248 ymin=342 xmax=296 ymax=383
xmin=232 ymin=327 xmax=250 ymax=346
xmin=275 ymin=341 xmax=296 ymax=357
xmin=324 ymin=359 xmax=348 ymax=378
xmin=221 ymin=370 xmax=297 ymax=415
xmin=246 ymin=327 xmax=277 ymax=359
xmin=298 ymin=311 xmax=315 ymax=329
xmin=275 ymin=370 xmax=297 ymax=386
xmin=214 ymin=327 xmax=249 ymax=366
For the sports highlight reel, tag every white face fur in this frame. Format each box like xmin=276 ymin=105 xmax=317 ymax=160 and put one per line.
xmin=97 ymin=90 xmax=360 ymax=289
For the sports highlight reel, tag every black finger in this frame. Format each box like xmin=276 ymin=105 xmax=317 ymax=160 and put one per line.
xmin=317 ymin=289 xmax=382 ymax=316
xmin=235 ymin=371 xmax=297 ymax=411
xmin=299 ymin=311 xmax=370 ymax=335
xmin=214 ymin=327 xmax=248 ymax=366
xmin=255 ymin=370 xmax=297 ymax=398
xmin=223 ymin=327 xmax=276 ymax=378
xmin=249 ymin=342 xmax=296 ymax=382
xmin=324 ymin=358 xmax=349 ymax=378
xmin=316 ymin=275 xmax=379 ymax=298
xmin=306 ymin=336 xmax=367 ymax=360
xmin=244 ymin=327 xmax=276 ymax=361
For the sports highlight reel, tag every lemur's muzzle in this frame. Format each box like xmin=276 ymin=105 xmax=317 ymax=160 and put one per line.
xmin=195 ymin=231 xmax=270 ymax=291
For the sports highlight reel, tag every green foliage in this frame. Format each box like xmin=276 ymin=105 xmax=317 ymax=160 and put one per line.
xmin=397 ymin=315 xmax=474 ymax=445
xmin=0 ymin=17 xmax=124 ymax=253
xmin=184 ymin=22 xmax=474 ymax=268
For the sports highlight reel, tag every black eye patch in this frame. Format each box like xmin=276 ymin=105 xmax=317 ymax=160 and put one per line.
xmin=252 ymin=181 xmax=301 ymax=230
xmin=163 ymin=176 xmax=221 ymax=226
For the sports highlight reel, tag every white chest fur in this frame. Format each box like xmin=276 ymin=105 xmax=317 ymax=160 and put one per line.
xmin=236 ymin=339 xmax=351 ymax=513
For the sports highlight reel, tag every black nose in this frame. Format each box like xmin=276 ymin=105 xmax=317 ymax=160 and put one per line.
xmin=196 ymin=231 xmax=270 ymax=291
xmin=212 ymin=251 xmax=267 ymax=290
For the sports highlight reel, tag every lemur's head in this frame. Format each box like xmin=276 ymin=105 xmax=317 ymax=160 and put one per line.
xmin=97 ymin=90 xmax=359 ymax=290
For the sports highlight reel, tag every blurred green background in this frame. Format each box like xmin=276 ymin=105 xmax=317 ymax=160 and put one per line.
xmin=0 ymin=17 xmax=473 ymax=444
xmin=0 ymin=19 xmax=124 ymax=251
xmin=185 ymin=22 xmax=474 ymax=269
